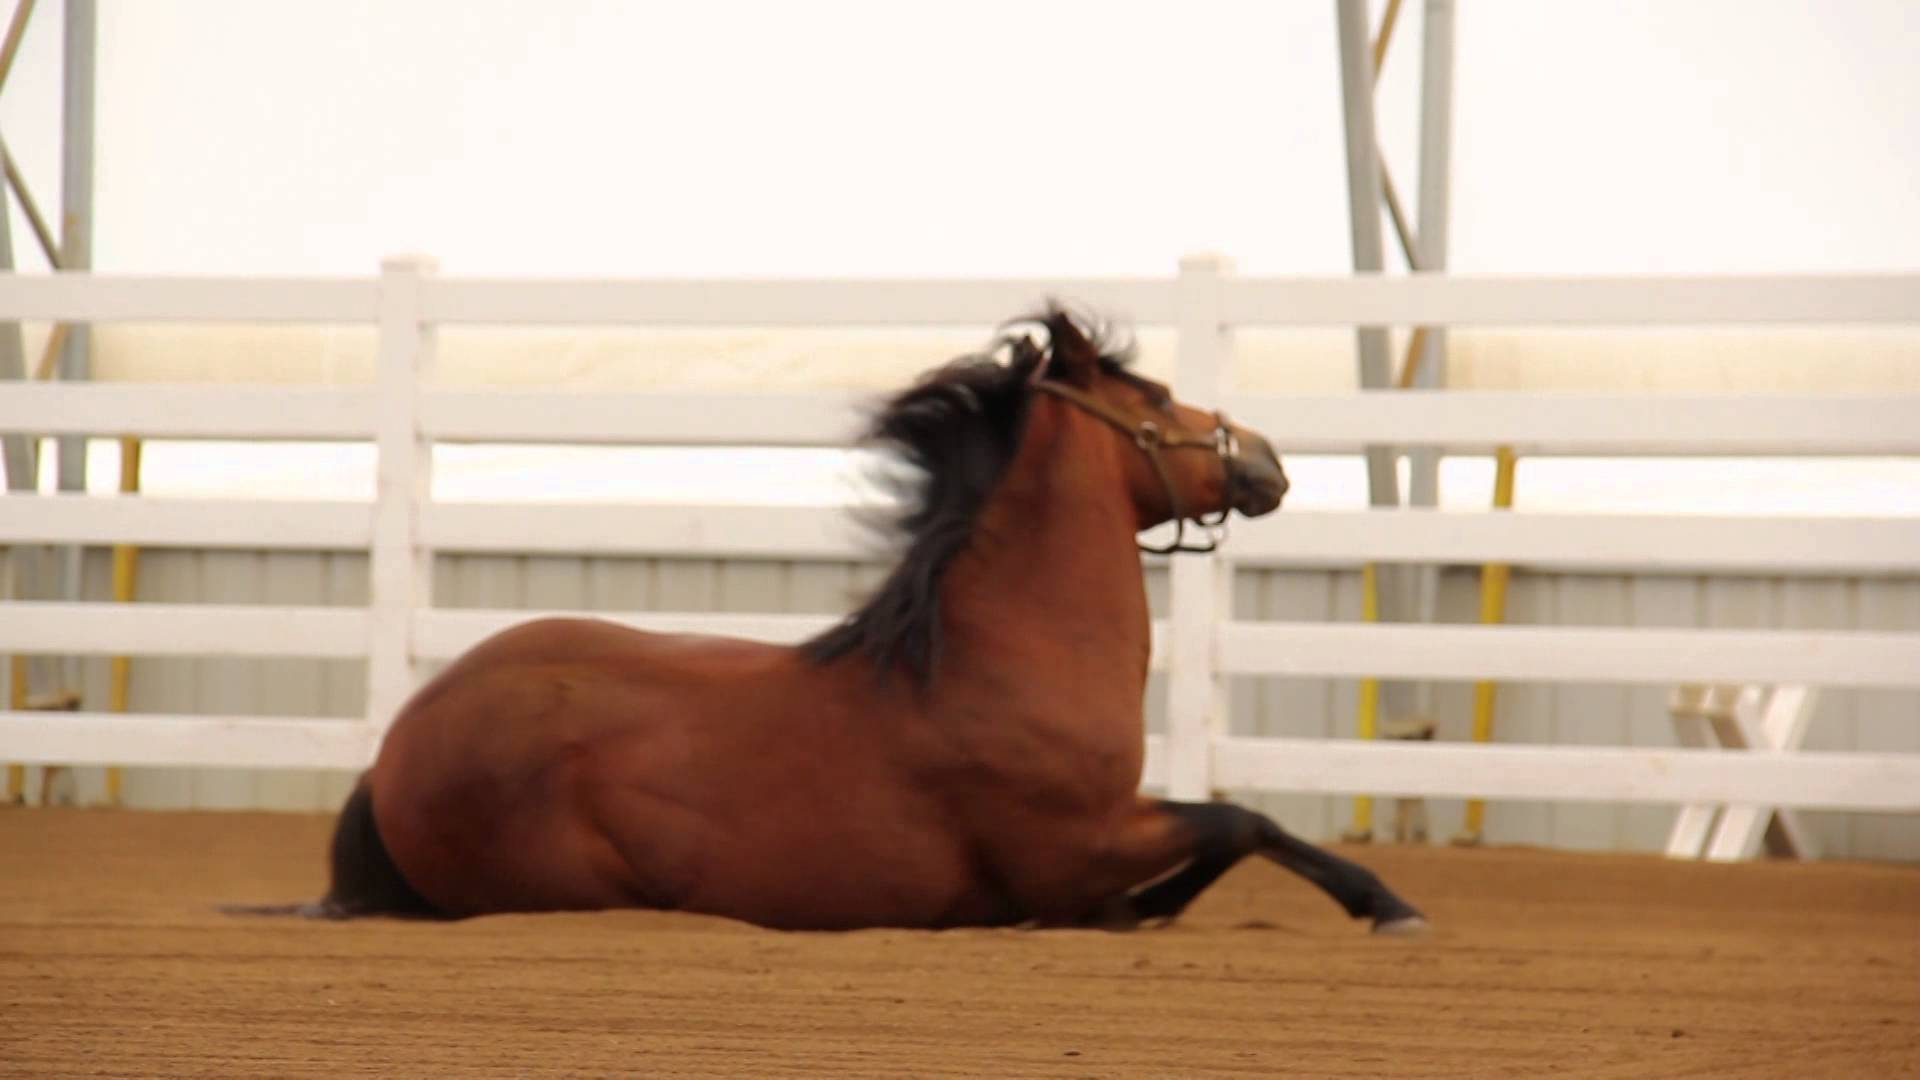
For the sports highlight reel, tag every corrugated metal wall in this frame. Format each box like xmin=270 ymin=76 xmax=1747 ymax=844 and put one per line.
xmin=29 ymin=548 xmax=1920 ymax=861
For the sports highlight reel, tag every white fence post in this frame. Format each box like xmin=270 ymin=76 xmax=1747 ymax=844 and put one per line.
xmin=364 ymin=254 xmax=437 ymax=761
xmin=1165 ymin=254 xmax=1233 ymax=802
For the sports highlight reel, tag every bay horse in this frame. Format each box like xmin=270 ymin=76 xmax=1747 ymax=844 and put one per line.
xmin=241 ymin=305 xmax=1424 ymax=934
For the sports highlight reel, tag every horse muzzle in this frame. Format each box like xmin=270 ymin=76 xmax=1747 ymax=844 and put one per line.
xmin=1228 ymin=433 xmax=1288 ymax=518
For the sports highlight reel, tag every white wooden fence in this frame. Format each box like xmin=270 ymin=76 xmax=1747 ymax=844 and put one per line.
xmin=3 ymin=255 xmax=1919 ymax=813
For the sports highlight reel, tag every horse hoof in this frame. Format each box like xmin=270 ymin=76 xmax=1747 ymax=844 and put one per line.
xmin=1372 ymin=914 xmax=1429 ymax=937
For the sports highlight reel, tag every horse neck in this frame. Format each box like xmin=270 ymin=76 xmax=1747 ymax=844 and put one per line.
xmin=935 ymin=400 xmax=1152 ymax=703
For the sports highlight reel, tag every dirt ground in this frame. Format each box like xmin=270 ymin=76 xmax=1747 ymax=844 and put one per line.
xmin=1 ymin=809 xmax=1914 ymax=1078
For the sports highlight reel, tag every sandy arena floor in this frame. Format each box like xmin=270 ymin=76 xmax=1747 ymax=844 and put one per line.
xmin=1 ymin=807 xmax=1914 ymax=1078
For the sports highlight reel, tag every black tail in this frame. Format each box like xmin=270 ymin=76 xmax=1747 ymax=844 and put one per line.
xmin=219 ymin=780 xmax=443 ymax=920
xmin=216 ymin=900 xmax=341 ymax=919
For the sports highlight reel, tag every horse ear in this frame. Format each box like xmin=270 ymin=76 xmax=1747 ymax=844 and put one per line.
xmin=1042 ymin=309 xmax=1098 ymax=386
xmin=1023 ymin=343 xmax=1051 ymax=384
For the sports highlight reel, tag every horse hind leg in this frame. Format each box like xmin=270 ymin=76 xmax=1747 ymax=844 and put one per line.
xmin=1119 ymin=801 xmax=1426 ymax=935
xmin=1253 ymin=813 xmax=1426 ymax=934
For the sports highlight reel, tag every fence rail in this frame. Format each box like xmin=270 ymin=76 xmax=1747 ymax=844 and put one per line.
xmin=12 ymin=385 xmax=1920 ymax=454
xmin=424 ymin=390 xmax=864 ymax=445
xmin=1222 ymin=272 xmax=1920 ymax=326
xmin=10 ymin=494 xmax=1920 ymax=575
xmin=1 ymin=601 xmax=367 ymax=659
xmin=8 ymin=270 xmax=1918 ymax=327
xmin=0 ymin=384 xmax=379 ymax=440
xmin=3 ymin=257 xmax=1918 ymax=816
xmin=1232 ymin=392 xmax=1920 ymax=456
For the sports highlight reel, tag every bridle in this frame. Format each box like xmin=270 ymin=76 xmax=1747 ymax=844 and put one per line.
xmin=1033 ymin=380 xmax=1240 ymax=555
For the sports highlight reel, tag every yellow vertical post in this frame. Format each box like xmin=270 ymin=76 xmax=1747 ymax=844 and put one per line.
xmin=1344 ymin=562 xmax=1383 ymax=841
xmin=4 ymin=656 xmax=24 ymax=803
xmin=1458 ymin=446 xmax=1518 ymax=844
xmin=104 ymin=435 xmax=142 ymax=805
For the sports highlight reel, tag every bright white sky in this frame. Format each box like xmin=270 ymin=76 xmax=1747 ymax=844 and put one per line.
xmin=3 ymin=1 xmax=1917 ymax=276
xmin=5 ymin=2 xmax=1918 ymax=512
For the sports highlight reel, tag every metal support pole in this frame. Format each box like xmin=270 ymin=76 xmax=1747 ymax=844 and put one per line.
xmin=1334 ymin=0 xmax=1415 ymax=709
xmin=1458 ymin=446 xmax=1516 ymax=845
xmin=1406 ymin=0 xmax=1456 ymax=685
xmin=57 ymin=0 xmax=94 ymax=461
xmin=1416 ymin=0 xmax=1455 ymax=287
xmin=0 ymin=1 xmax=41 ymax=491
xmin=0 ymin=3 xmax=36 ymax=92
xmin=0 ymin=174 xmax=32 ymax=492
xmin=1334 ymin=0 xmax=1395 ymax=424
xmin=53 ymin=0 xmax=94 ymax=699
xmin=1 ymin=166 xmax=34 ymax=804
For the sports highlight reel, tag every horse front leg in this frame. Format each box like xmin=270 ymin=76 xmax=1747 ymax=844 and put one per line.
xmin=1084 ymin=800 xmax=1426 ymax=934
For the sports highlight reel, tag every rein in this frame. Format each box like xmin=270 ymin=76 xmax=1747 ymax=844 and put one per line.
xmin=1032 ymin=380 xmax=1239 ymax=555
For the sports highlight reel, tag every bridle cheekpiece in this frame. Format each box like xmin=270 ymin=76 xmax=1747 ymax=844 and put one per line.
xmin=1032 ymin=380 xmax=1239 ymax=555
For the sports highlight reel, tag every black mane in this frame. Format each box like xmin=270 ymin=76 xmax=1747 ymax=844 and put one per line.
xmin=799 ymin=303 xmax=1136 ymax=684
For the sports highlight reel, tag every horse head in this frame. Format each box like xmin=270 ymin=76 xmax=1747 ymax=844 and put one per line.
xmin=1015 ymin=306 xmax=1288 ymax=554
